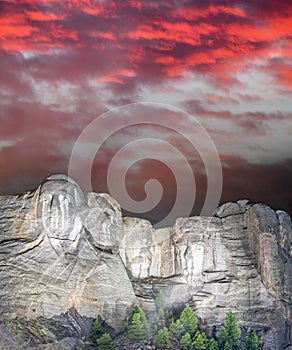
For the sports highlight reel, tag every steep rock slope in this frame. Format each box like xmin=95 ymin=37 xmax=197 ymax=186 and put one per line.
xmin=0 ymin=175 xmax=136 ymax=332
xmin=121 ymin=202 xmax=291 ymax=349
xmin=0 ymin=175 xmax=291 ymax=349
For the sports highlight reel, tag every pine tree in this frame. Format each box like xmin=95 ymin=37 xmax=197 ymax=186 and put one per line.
xmin=96 ymin=333 xmax=116 ymax=350
xmin=223 ymin=343 xmax=233 ymax=350
xmin=218 ymin=311 xmax=241 ymax=350
xmin=155 ymin=290 xmax=166 ymax=312
xmin=179 ymin=306 xmax=199 ymax=335
xmin=128 ymin=313 xmax=149 ymax=340
xmin=192 ymin=331 xmax=208 ymax=350
xmin=128 ymin=304 xmax=142 ymax=323
xmin=209 ymin=338 xmax=219 ymax=350
xmin=155 ymin=327 xmax=171 ymax=348
xmin=127 ymin=304 xmax=149 ymax=340
xmin=245 ymin=328 xmax=260 ymax=350
xmin=90 ymin=319 xmax=102 ymax=342
xmin=165 ymin=310 xmax=173 ymax=322
xmin=180 ymin=332 xmax=192 ymax=350
xmin=169 ymin=318 xmax=184 ymax=338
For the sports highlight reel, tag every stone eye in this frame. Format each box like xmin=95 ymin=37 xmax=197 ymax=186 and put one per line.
xmin=43 ymin=194 xmax=52 ymax=202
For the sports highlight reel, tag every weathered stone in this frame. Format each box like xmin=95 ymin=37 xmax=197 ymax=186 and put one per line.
xmin=214 ymin=201 xmax=244 ymax=218
xmin=0 ymin=175 xmax=136 ymax=334
xmin=122 ymin=205 xmax=291 ymax=350
xmin=0 ymin=175 xmax=291 ymax=350
xmin=0 ymin=308 xmax=93 ymax=349
xmin=276 ymin=209 xmax=292 ymax=255
xmin=247 ymin=203 xmax=279 ymax=236
xmin=28 ymin=338 xmax=85 ymax=350
xmin=85 ymin=192 xmax=123 ymax=250
xmin=237 ymin=199 xmax=250 ymax=207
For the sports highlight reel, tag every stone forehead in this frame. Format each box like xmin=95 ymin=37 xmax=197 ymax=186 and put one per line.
xmin=46 ymin=174 xmax=78 ymax=184
xmin=41 ymin=180 xmax=76 ymax=193
xmin=40 ymin=175 xmax=86 ymax=205
xmin=41 ymin=175 xmax=79 ymax=190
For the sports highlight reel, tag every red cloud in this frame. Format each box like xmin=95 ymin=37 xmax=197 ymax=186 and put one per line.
xmin=26 ymin=11 xmax=62 ymax=21
xmin=176 ymin=4 xmax=247 ymax=21
xmin=0 ymin=0 xmax=291 ymax=89
xmin=0 ymin=0 xmax=291 ymax=223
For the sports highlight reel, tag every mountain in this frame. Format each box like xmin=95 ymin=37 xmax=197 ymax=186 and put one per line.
xmin=0 ymin=174 xmax=291 ymax=349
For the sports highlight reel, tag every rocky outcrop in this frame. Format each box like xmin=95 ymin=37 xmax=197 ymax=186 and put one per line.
xmin=121 ymin=204 xmax=291 ymax=350
xmin=0 ymin=308 xmax=93 ymax=350
xmin=0 ymin=175 xmax=136 ymax=333
xmin=0 ymin=175 xmax=291 ymax=349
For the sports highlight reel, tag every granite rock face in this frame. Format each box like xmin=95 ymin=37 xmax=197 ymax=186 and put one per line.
xmin=121 ymin=206 xmax=292 ymax=350
xmin=0 ymin=175 xmax=291 ymax=350
xmin=0 ymin=175 xmax=136 ymax=333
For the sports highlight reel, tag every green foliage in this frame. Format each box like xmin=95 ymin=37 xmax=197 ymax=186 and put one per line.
xmin=218 ymin=312 xmax=241 ymax=350
xmin=128 ymin=313 xmax=148 ymax=340
xmin=179 ymin=306 xmax=199 ymax=335
xmin=128 ymin=305 xmax=149 ymax=327
xmin=158 ymin=307 xmax=165 ymax=318
xmin=169 ymin=318 xmax=184 ymax=337
xmin=192 ymin=331 xmax=208 ymax=350
xmin=128 ymin=304 xmax=142 ymax=323
xmin=155 ymin=290 xmax=166 ymax=311
xmin=96 ymin=333 xmax=116 ymax=350
xmin=127 ymin=305 xmax=149 ymax=340
xmin=180 ymin=332 xmax=192 ymax=350
xmin=165 ymin=310 xmax=173 ymax=321
xmin=90 ymin=319 xmax=102 ymax=342
xmin=154 ymin=327 xmax=171 ymax=348
xmin=209 ymin=338 xmax=219 ymax=350
xmin=223 ymin=343 xmax=233 ymax=350
xmin=121 ymin=303 xmax=260 ymax=350
xmin=155 ymin=290 xmax=166 ymax=320
xmin=245 ymin=328 xmax=261 ymax=350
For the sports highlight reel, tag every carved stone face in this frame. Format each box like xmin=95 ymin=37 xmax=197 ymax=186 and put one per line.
xmin=36 ymin=175 xmax=122 ymax=249
xmin=85 ymin=192 xmax=123 ymax=249
xmin=38 ymin=175 xmax=85 ymax=240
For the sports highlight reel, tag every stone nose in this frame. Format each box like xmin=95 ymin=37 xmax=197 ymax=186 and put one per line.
xmin=51 ymin=195 xmax=60 ymax=209
xmin=43 ymin=195 xmax=67 ymax=233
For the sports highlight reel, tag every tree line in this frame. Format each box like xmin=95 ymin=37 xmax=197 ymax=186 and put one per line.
xmin=87 ymin=290 xmax=261 ymax=350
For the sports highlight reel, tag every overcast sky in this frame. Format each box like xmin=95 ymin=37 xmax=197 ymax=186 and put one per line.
xmin=0 ymin=0 xmax=291 ymax=225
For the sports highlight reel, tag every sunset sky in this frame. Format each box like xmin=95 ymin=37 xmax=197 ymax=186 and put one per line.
xmin=0 ymin=0 xmax=291 ymax=225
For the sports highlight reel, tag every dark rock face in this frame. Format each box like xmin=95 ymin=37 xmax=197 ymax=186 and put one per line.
xmin=0 ymin=175 xmax=291 ymax=349
xmin=0 ymin=309 xmax=92 ymax=349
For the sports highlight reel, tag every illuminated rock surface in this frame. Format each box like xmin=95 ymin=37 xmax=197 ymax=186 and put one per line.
xmin=0 ymin=175 xmax=136 ymax=332
xmin=0 ymin=175 xmax=291 ymax=349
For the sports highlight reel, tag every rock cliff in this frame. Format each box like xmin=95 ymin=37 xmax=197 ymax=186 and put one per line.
xmin=0 ymin=175 xmax=291 ymax=349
